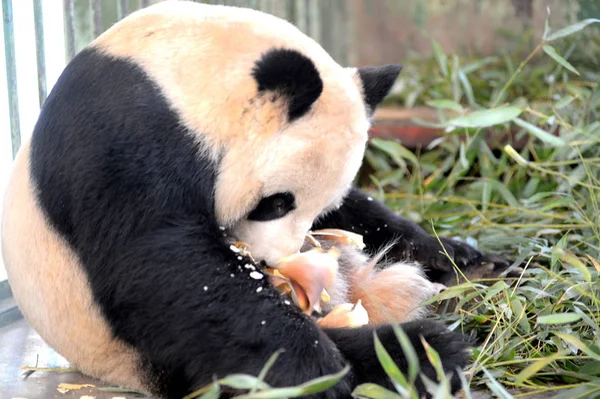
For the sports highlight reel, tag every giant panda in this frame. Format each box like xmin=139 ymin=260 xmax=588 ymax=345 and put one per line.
xmin=1 ymin=2 xmax=515 ymax=398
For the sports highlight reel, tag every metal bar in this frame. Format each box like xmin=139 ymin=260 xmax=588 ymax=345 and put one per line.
xmin=307 ymin=0 xmax=320 ymax=43
xmin=2 ymin=0 xmax=21 ymax=157
xmin=92 ymin=0 xmax=103 ymax=38
xmin=117 ymin=0 xmax=130 ymax=20
xmin=0 ymin=280 xmax=13 ymax=302
xmin=0 ymin=300 xmax=23 ymax=328
xmin=33 ymin=0 xmax=48 ymax=107
xmin=294 ymin=0 xmax=306 ymax=32
xmin=140 ymin=0 xmax=150 ymax=8
xmin=63 ymin=0 xmax=76 ymax=61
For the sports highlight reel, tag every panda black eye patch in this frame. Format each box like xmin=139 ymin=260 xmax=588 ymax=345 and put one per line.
xmin=248 ymin=192 xmax=296 ymax=221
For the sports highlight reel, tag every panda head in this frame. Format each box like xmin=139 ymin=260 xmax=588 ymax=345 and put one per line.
xmin=92 ymin=1 xmax=401 ymax=265
xmin=226 ymin=58 xmax=401 ymax=265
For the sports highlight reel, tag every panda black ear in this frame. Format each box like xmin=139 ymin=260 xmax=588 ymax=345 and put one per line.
xmin=252 ymin=48 xmax=323 ymax=123
xmin=357 ymin=64 xmax=402 ymax=114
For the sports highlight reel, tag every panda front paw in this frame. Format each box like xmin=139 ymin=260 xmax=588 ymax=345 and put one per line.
xmin=369 ymin=320 xmax=471 ymax=397
xmin=409 ymin=319 xmax=472 ymax=395
xmin=405 ymin=235 xmax=520 ymax=286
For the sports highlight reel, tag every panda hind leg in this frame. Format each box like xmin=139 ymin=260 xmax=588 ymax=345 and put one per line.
xmin=324 ymin=320 xmax=471 ymax=397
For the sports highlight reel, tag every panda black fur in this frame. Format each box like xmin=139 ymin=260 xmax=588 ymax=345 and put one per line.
xmin=1 ymin=2 xmax=515 ymax=399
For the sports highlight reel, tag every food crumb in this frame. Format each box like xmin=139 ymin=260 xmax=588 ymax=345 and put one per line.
xmin=256 ymin=287 xmax=263 ymax=293
xmin=367 ymin=197 xmax=373 ymax=201
xmin=261 ymin=320 xmax=266 ymax=325
xmin=244 ymin=264 xmax=256 ymax=270
xmin=284 ymin=300 xmax=291 ymax=305
xmin=219 ymin=226 xmax=226 ymax=231
xmin=229 ymin=245 xmax=241 ymax=253
xmin=249 ymin=271 xmax=264 ymax=280
xmin=230 ymin=273 xmax=235 ymax=278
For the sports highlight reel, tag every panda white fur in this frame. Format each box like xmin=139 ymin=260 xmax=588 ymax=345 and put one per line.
xmin=1 ymin=2 xmax=516 ymax=398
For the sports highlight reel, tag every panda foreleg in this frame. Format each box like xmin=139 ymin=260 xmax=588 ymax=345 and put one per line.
xmin=313 ymin=186 xmax=518 ymax=286
xmin=103 ymin=222 xmax=360 ymax=399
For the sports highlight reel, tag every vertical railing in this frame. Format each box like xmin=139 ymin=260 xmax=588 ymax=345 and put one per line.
xmin=2 ymin=0 xmax=21 ymax=158
xmin=59 ymin=0 xmax=352 ymax=66
xmin=92 ymin=0 xmax=103 ymax=39
xmin=1 ymin=0 xmax=352 ymax=164
xmin=63 ymin=0 xmax=77 ymax=61
xmin=117 ymin=0 xmax=130 ymax=20
xmin=33 ymin=0 xmax=47 ymax=107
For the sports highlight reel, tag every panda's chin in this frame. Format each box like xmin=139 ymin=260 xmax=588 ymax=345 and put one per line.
xmin=228 ymin=218 xmax=311 ymax=266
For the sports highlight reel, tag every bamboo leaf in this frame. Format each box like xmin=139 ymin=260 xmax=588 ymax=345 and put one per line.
xmin=549 ymin=383 xmax=600 ymax=399
xmin=514 ymin=350 xmax=568 ymax=384
xmin=197 ymin=383 xmax=221 ymax=399
xmin=482 ymin=369 xmax=513 ymax=399
xmin=553 ymin=333 xmax=600 ymax=362
xmin=446 ymin=107 xmax=522 ymax=128
xmin=458 ymin=70 xmax=475 ymax=107
xmin=555 ymin=95 xmax=575 ymax=109
xmin=420 ymin=337 xmax=444 ymax=382
xmin=430 ymin=38 xmax=448 ymax=77
xmin=253 ymin=349 xmax=283 ymax=393
xmin=461 ymin=56 xmax=498 ymax=74
xmin=352 ymin=383 xmax=404 ymax=399
xmin=392 ymin=325 xmax=420 ymax=384
xmin=545 ymin=19 xmax=600 ymax=41
xmin=370 ymin=138 xmax=419 ymax=167
xmin=425 ymin=99 xmax=463 ymax=113
xmin=537 ymin=313 xmax=582 ymax=325
xmin=542 ymin=45 xmax=580 ymax=75
xmin=220 ymin=374 xmax=271 ymax=391
xmin=543 ymin=14 xmax=551 ymax=40
xmin=373 ymin=331 xmax=410 ymax=394
xmin=233 ymin=366 xmax=350 ymax=399
xmin=552 ymin=247 xmax=593 ymax=282
xmin=513 ymin=118 xmax=565 ymax=147
xmin=579 ymin=361 xmax=600 ymax=376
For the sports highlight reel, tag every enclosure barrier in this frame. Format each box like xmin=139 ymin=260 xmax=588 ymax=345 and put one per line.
xmin=2 ymin=0 xmax=352 ymax=160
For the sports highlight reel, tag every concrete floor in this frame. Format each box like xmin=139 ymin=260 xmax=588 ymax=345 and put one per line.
xmin=2 ymin=318 xmax=560 ymax=399
xmin=0 ymin=318 xmax=149 ymax=399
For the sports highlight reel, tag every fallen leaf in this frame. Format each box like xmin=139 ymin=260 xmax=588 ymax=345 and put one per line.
xmin=57 ymin=383 xmax=95 ymax=394
xmin=587 ymin=255 xmax=600 ymax=272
